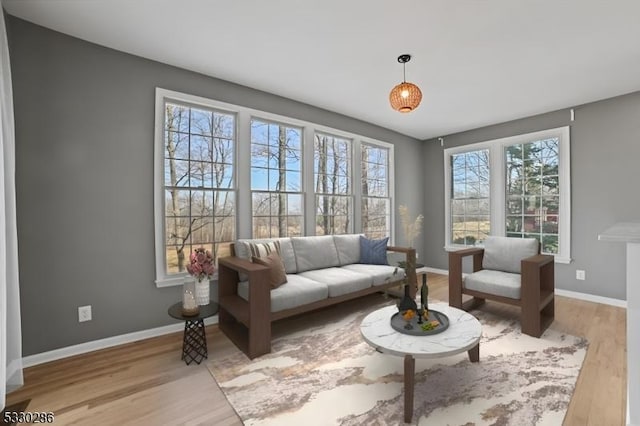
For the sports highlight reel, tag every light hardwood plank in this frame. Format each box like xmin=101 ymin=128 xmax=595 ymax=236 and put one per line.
xmin=7 ymin=273 xmax=626 ymax=425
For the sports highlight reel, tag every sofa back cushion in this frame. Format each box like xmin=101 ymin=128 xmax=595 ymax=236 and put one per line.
xmin=234 ymin=238 xmax=297 ymax=282
xmin=482 ymin=236 xmax=538 ymax=274
xmin=333 ymin=234 xmax=362 ymax=266
xmin=291 ymin=236 xmax=340 ymax=272
xmin=359 ymin=236 xmax=389 ymax=265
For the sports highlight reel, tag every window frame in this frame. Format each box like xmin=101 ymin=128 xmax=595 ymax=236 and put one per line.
xmin=154 ymin=89 xmax=240 ymax=287
xmin=360 ymin=141 xmax=394 ymax=240
xmin=443 ymin=126 xmax=571 ymax=263
xmin=250 ymin=117 xmax=305 ymax=238
xmin=313 ymin=131 xmax=354 ymax=235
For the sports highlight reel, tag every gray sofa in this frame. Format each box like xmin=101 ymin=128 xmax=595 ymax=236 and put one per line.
xmin=218 ymin=234 xmax=416 ymax=358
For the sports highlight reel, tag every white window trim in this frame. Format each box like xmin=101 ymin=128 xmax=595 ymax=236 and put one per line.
xmin=153 ymin=89 xmax=241 ymax=287
xmin=154 ymin=88 xmax=396 ymax=287
xmin=360 ymin=141 xmax=395 ymax=242
xmin=249 ymin=117 xmax=305 ymax=238
xmin=443 ymin=126 xmax=571 ymax=264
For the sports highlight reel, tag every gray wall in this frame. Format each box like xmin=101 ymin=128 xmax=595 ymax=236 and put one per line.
xmin=422 ymin=91 xmax=640 ymax=301
xmin=7 ymin=16 xmax=425 ymax=356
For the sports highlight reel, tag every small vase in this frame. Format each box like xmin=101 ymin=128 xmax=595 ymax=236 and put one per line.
xmin=195 ymin=278 xmax=210 ymax=306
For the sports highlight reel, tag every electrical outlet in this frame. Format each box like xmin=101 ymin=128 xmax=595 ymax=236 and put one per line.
xmin=576 ymin=270 xmax=586 ymax=280
xmin=78 ymin=305 xmax=92 ymax=322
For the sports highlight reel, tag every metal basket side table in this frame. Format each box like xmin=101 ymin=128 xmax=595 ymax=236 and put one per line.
xmin=168 ymin=301 xmax=219 ymax=365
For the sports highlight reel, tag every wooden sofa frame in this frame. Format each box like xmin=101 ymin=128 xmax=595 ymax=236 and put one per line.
xmin=448 ymin=246 xmax=555 ymax=338
xmin=218 ymin=244 xmax=416 ymax=359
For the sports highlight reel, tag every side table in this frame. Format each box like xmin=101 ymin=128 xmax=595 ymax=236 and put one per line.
xmin=168 ymin=301 xmax=219 ymax=365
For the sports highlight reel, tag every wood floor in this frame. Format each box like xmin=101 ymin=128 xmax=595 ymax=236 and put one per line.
xmin=7 ymin=273 xmax=626 ymax=425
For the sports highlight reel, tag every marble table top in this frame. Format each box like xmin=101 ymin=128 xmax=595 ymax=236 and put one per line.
xmin=360 ymin=303 xmax=482 ymax=359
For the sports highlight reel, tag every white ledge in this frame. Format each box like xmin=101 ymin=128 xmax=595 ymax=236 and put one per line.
xmin=598 ymin=221 xmax=640 ymax=243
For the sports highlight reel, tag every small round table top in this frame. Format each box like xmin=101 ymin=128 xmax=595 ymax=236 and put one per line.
xmin=168 ymin=301 xmax=219 ymax=321
xmin=360 ymin=303 xmax=482 ymax=359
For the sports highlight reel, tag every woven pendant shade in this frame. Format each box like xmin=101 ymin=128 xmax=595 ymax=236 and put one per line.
xmin=389 ymin=82 xmax=422 ymax=113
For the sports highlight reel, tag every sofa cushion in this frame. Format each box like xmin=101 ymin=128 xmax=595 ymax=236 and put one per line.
xmin=299 ymin=267 xmax=371 ymax=297
xmin=235 ymin=238 xmax=297 ymax=279
xmin=482 ymin=236 xmax=538 ymax=274
xmin=237 ymin=274 xmax=328 ymax=313
xmin=359 ymin=236 xmax=389 ymax=265
xmin=464 ymin=269 xmax=521 ymax=299
xmin=252 ymin=252 xmax=288 ymax=289
xmin=291 ymin=236 xmax=340 ymax=272
xmin=342 ymin=264 xmax=403 ymax=286
xmin=333 ymin=234 xmax=362 ymax=266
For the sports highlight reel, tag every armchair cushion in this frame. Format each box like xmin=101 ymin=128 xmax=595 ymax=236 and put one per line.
xmin=482 ymin=236 xmax=538 ymax=274
xmin=464 ymin=269 xmax=521 ymax=299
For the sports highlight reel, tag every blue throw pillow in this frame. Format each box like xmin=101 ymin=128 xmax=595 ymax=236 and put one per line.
xmin=359 ymin=236 xmax=389 ymax=265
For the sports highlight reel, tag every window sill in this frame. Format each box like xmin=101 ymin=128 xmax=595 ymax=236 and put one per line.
xmin=155 ymin=272 xmax=220 ymax=288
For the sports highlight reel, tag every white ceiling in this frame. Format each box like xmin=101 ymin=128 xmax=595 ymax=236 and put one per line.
xmin=4 ymin=0 xmax=640 ymax=139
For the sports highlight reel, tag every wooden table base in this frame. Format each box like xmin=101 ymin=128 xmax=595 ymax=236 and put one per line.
xmin=403 ymin=343 xmax=480 ymax=423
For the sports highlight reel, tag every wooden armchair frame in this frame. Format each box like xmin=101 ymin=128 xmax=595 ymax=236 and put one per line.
xmin=448 ymin=246 xmax=555 ymax=337
xmin=218 ymin=244 xmax=417 ymax=359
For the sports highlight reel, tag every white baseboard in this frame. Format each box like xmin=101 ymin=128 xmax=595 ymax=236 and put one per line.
xmin=554 ymin=289 xmax=627 ymax=308
xmin=22 ymin=316 xmax=218 ymax=368
xmin=22 ymin=269 xmax=627 ymax=368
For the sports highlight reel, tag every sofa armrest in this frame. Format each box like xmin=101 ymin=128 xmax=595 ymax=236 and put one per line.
xmin=218 ymin=256 xmax=270 ymax=300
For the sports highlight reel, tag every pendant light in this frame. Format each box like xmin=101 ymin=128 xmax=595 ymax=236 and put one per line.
xmin=389 ymin=54 xmax=422 ymax=113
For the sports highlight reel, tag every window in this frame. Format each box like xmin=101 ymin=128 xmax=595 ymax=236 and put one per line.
xmin=155 ymin=88 xmax=395 ymax=286
xmin=450 ymin=149 xmax=490 ymax=245
xmin=250 ymin=119 xmax=303 ymax=238
xmin=361 ymin=143 xmax=391 ymax=239
xmin=444 ymin=127 xmax=571 ymax=262
xmin=155 ymin=93 xmax=236 ymax=286
xmin=505 ymin=138 xmax=560 ymax=254
xmin=314 ymin=133 xmax=352 ymax=235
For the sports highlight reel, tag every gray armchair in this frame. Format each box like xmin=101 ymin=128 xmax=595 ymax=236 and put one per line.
xmin=448 ymin=236 xmax=555 ymax=337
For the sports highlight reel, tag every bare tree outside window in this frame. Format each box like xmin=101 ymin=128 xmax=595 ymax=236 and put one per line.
xmin=450 ymin=149 xmax=490 ymax=245
xmin=251 ymin=119 xmax=303 ymax=238
xmin=361 ymin=144 xmax=390 ymax=239
xmin=164 ymin=103 xmax=236 ymax=274
xmin=314 ymin=133 xmax=352 ymax=235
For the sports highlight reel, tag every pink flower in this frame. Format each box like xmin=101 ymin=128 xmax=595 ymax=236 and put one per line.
xmin=187 ymin=247 xmax=216 ymax=279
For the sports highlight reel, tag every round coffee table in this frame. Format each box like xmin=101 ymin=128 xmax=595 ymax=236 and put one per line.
xmin=360 ymin=302 xmax=482 ymax=423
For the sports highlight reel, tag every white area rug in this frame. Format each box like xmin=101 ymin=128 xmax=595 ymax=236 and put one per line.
xmin=208 ymin=296 xmax=587 ymax=425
